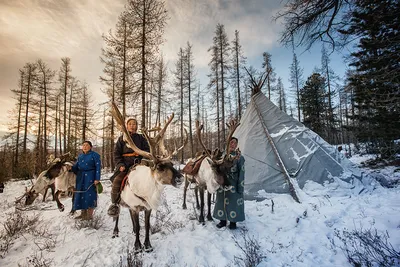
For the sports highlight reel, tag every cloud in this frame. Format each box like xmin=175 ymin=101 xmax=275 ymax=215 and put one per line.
xmin=163 ymin=0 xmax=284 ymax=69
xmin=0 ymin=0 xmax=309 ymax=132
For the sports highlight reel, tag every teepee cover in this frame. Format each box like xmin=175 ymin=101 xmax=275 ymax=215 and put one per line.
xmin=234 ymin=92 xmax=363 ymax=200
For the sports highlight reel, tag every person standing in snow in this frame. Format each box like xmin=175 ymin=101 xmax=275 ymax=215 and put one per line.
xmin=107 ymin=117 xmax=150 ymax=217
xmin=71 ymin=141 xmax=101 ymax=220
xmin=213 ymin=137 xmax=245 ymax=230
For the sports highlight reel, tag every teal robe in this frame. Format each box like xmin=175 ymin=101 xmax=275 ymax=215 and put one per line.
xmin=213 ymin=153 xmax=245 ymax=222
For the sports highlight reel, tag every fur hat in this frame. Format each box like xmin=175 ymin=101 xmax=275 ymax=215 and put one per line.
xmin=126 ymin=117 xmax=137 ymax=126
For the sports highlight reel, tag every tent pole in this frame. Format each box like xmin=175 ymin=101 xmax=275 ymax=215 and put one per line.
xmin=253 ymin=95 xmax=300 ymax=203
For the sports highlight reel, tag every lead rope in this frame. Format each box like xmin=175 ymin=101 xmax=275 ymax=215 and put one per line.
xmin=72 ymin=183 xmax=95 ymax=193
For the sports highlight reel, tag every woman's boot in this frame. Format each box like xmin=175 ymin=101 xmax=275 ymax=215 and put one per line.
xmin=75 ymin=210 xmax=87 ymax=220
xmin=85 ymin=208 xmax=94 ymax=220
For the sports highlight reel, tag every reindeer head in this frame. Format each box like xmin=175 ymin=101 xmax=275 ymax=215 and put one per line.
xmin=196 ymin=119 xmax=240 ymax=187
xmin=24 ymin=186 xmax=39 ymax=205
xmin=111 ymin=102 xmax=187 ymax=188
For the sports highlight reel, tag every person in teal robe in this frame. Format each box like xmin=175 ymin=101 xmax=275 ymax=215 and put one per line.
xmin=213 ymin=137 xmax=245 ymax=229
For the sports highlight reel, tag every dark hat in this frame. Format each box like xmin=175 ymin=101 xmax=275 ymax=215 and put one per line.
xmin=230 ymin=137 xmax=238 ymax=142
xmin=83 ymin=140 xmax=93 ymax=147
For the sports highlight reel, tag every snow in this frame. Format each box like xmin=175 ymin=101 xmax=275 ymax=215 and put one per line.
xmin=0 ymin=155 xmax=399 ymax=267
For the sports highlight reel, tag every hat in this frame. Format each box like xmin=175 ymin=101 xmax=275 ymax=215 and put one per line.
xmin=96 ymin=182 xmax=103 ymax=194
xmin=83 ymin=140 xmax=93 ymax=147
xmin=126 ymin=117 xmax=137 ymax=126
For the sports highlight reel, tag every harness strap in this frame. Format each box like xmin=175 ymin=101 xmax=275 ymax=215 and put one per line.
xmin=122 ymin=152 xmax=139 ymax=157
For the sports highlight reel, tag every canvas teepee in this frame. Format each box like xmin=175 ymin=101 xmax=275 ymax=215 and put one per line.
xmin=234 ymin=90 xmax=364 ymax=202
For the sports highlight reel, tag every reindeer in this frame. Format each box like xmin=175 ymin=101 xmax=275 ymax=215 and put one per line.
xmin=24 ymin=170 xmax=56 ymax=205
xmin=49 ymin=162 xmax=76 ymax=212
xmin=191 ymin=119 xmax=240 ymax=223
xmin=22 ymin=155 xmax=76 ymax=212
xmin=110 ymin=102 xmax=187 ymax=253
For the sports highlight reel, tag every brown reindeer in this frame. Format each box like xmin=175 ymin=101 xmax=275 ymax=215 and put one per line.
xmin=22 ymin=154 xmax=76 ymax=213
xmin=24 ymin=172 xmax=56 ymax=205
xmin=110 ymin=102 xmax=187 ymax=253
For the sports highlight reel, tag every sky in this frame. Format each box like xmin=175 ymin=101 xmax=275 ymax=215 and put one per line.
xmin=0 ymin=154 xmax=399 ymax=266
xmin=0 ymin=0 xmax=351 ymax=134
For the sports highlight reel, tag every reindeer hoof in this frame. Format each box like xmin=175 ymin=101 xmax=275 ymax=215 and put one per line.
xmin=144 ymin=246 xmax=153 ymax=253
xmin=182 ymin=204 xmax=187 ymax=209
xmin=59 ymin=205 xmax=65 ymax=212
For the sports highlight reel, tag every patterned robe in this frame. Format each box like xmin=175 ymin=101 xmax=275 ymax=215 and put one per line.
xmin=72 ymin=150 xmax=101 ymax=210
xmin=213 ymin=152 xmax=245 ymax=222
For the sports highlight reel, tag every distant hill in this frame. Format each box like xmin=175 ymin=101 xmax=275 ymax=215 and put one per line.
xmin=0 ymin=131 xmax=8 ymax=139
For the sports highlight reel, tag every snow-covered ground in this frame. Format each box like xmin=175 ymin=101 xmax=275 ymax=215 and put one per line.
xmin=0 ymin=155 xmax=399 ymax=267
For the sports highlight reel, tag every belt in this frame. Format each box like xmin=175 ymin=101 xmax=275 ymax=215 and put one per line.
xmin=122 ymin=152 xmax=139 ymax=157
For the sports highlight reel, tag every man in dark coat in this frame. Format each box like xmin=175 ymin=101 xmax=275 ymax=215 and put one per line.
xmin=107 ymin=118 xmax=150 ymax=217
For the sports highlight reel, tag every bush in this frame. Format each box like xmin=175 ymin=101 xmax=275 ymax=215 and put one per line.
xmin=74 ymin=213 xmax=104 ymax=230
xmin=2 ymin=210 xmax=39 ymax=238
xmin=18 ymin=252 xmax=53 ymax=267
xmin=233 ymin=228 xmax=266 ymax=267
xmin=118 ymin=249 xmax=143 ymax=267
xmin=333 ymin=227 xmax=400 ymax=267
xmin=0 ymin=211 xmax=41 ymax=258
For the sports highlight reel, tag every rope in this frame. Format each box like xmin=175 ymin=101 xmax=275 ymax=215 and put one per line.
xmin=72 ymin=183 xmax=96 ymax=193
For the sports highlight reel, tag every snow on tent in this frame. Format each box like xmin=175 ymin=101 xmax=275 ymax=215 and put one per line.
xmin=234 ymin=78 xmax=365 ymax=202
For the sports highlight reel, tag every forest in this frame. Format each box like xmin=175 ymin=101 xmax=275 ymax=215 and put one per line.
xmin=0 ymin=0 xmax=398 ymax=182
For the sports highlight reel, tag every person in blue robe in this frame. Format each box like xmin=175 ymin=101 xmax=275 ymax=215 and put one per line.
xmin=71 ymin=141 xmax=101 ymax=220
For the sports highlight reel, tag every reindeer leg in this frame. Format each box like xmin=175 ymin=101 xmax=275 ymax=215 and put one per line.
xmin=50 ymin=183 xmax=56 ymax=201
xmin=207 ymin=192 xmax=213 ymax=221
xmin=129 ymin=209 xmax=137 ymax=233
xmin=132 ymin=212 xmax=142 ymax=253
xmin=112 ymin=216 xmax=119 ymax=238
xmin=69 ymin=191 xmax=75 ymax=215
xmin=43 ymin=186 xmax=49 ymax=202
xmin=143 ymin=209 xmax=153 ymax=252
xmin=55 ymin=190 xmax=64 ymax=212
xmin=182 ymin=175 xmax=189 ymax=209
xmin=195 ymin=186 xmax=200 ymax=209
xmin=199 ymin=187 xmax=205 ymax=224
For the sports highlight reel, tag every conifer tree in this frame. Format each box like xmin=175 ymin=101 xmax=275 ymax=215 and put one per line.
xmin=300 ymin=73 xmax=327 ymax=139
xmin=230 ymin=30 xmax=246 ymax=120
xmin=126 ymin=0 xmax=168 ymax=128
xmin=342 ymin=0 xmax=400 ymax=157
xmin=262 ymin=52 xmax=276 ymax=100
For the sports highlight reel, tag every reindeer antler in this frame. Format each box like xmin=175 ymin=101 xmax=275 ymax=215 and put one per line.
xmin=196 ymin=120 xmax=214 ymax=160
xmin=111 ymin=102 xmax=155 ymax=161
xmin=225 ymin=119 xmax=240 ymax=155
xmin=141 ymin=114 xmax=174 ymax=158
xmin=170 ymin=128 xmax=188 ymax=157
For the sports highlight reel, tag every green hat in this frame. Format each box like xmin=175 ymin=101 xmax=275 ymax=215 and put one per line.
xmin=96 ymin=182 xmax=103 ymax=194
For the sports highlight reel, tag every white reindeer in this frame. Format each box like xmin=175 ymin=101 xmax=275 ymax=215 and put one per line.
xmin=110 ymin=102 xmax=187 ymax=253
xmin=190 ymin=119 xmax=240 ymax=223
